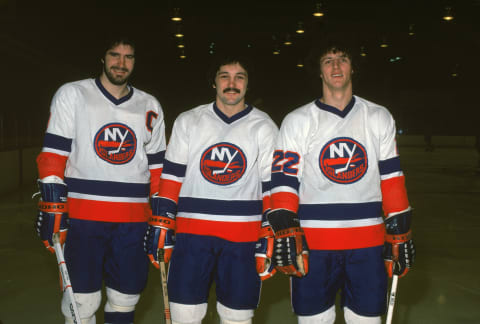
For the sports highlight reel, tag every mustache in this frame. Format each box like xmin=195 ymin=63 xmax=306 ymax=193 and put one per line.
xmin=223 ymin=87 xmax=241 ymax=93
xmin=112 ymin=66 xmax=129 ymax=72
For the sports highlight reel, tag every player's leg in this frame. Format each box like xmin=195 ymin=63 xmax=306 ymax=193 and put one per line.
xmin=342 ymin=246 xmax=387 ymax=324
xmin=215 ymin=240 xmax=261 ymax=324
xmin=292 ymin=250 xmax=343 ymax=324
xmin=104 ymin=222 xmax=150 ymax=324
xmin=62 ymin=219 xmax=106 ymax=324
xmin=297 ymin=305 xmax=335 ymax=324
xmin=168 ymin=234 xmax=218 ymax=324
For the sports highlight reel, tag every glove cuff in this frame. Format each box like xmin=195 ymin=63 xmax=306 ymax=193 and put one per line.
xmin=385 ymin=229 xmax=412 ymax=244
xmin=267 ymin=209 xmax=300 ymax=234
xmin=148 ymin=215 xmax=175 ymax=230
xmin=259 ymin=226 xmax=273 ymax=239
xmin=38 ymin=201 xmax=68 ymax=213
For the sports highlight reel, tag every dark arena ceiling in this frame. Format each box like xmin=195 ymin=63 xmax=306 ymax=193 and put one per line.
xmin=1 ymin=0 xmax=479 ymax=135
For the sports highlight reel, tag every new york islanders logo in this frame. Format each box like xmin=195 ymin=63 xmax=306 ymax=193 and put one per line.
xmin=94 ymin=123 xmax=137 ymax=164
xmin=319 ymin=137 xmax=368 ymax=184
xmin=200 ymin=142 xmax=247 ymax=185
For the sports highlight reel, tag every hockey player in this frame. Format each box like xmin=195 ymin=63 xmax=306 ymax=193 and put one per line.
xmin=267 ymin=41 xmax=416 ymax=323
xmin=144 ymin=54 xmax=278 ymax=324
xmin=34 ymin=36 xmax=166 ymax=324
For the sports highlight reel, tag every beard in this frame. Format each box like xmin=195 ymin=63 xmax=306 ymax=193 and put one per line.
xmin=103 ymin=64 xmax=131 ymax=86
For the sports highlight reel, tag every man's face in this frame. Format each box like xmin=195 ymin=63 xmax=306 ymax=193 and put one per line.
xmin=319 ymin=51 xmax=353 ymax=91
xmin=102 ymin=43 xmax=135 ymax=86
xmin=214 ymin=63 xmax=248 ymax=107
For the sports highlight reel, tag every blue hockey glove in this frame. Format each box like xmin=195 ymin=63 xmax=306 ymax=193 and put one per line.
xmin=35 ymin=177 xmax=69 ymax=253
xmin=383 ymin=210 xmax=415 ymax=277
xmin=144 ymin=194 xmax=176 ymax=268
xmin=255 ymin=213 xmax=276 ymax=280
xmin=267 ymin=209 xmax=309 ymax=277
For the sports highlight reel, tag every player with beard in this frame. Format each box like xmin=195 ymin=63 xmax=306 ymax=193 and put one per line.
xmin=35 ymin=36 xmax=166 ymax=324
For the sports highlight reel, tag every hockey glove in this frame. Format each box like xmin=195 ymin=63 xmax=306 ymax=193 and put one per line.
xmin=267 ymin=209 xmax=309 ymax=277
xmin=34 ymin=177 xmax=69 ymax=254
xmin=255 ymin=213 xmax=276 ymax=280
xmin=383 ymin=210 xmax=416 ymax=278
xmin=144 ymin=194 xmax=176 ymax=268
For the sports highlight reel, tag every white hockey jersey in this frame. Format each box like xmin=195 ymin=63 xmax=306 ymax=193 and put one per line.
xmin=38 ymin=78 xmax=166 ymax=222
xmin=157 ymin=102 xmax=278 ymax=242
xmin=271 ymin=95 xmax=410 ymax=250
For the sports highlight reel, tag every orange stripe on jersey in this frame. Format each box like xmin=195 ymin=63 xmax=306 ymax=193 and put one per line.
xmin=262 ymin=195 xmax=271 ymax=214
xmin=176 ymin=217 xmax=261 ymax=242
xmin=149 ymin=168 xmax=163 ymax=195
xmin=381 ymin=175 xmax=410 ymax=215
xmin=271 ymin=191 xmax=299 ymax=212
xmin=68 ymin=198 xmax=150 ymax=222
xmin=37 ymin=152 xmax=67 ymax=179
xmin=303 ymin=224 xmax=385 ymax=250
xmin=158 ymin=179 xmax=182 ymax=203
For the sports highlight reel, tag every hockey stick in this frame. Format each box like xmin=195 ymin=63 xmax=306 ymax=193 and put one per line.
xmin=52 ymin=233 xmax=81 ymax=324
xmin=108 ymin=130 xmax=129 ymax=155
xmin=335 ymin=144 xmax=356 ymax=174
xmin=212 ymin=151 xmax=238 ymax=175
xmin=386 ymin=274 xmax=399 ymax=324
xmin=158 ymin=249 xmax=172 ymax=324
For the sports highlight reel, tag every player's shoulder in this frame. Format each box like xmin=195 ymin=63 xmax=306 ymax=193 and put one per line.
xmin=57 ymin=78 xmax=94 ymax=93
xmin=283 ymin=100 xmax=317 ymax=125
xmin=174 ymin=102 xmax=211 ymax=124
xmin=354 ymin=95 xmax=392 ymax=119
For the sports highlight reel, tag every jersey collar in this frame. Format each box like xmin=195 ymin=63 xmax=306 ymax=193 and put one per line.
xmin=315 ymin=96 xmax=355 ymax=118
xmin=213 ymin=102 xmax=253 ymax=124
xmin=95 ymin=78 xmax=134 ymax=106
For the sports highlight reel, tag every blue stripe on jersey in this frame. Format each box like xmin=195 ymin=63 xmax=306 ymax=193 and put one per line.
xmin=271 ymin=172 xmax=300 ymax=191
xmin=163 ymin=159 xmax=187 ymax=177
xmin=43 ymin=133 xmax=72 ymax=153
xmin=213 ymin=102 xmax=253 ymax=124
xmin=298 ymin=202 xmax=382 ymax=221
xmin=315 ymin=96 xmax=355 ymax=118
xmin=178 ymin=197 xmax=262 ymax=216
xmin=95 ymin=78 xmax=134 ymax=105
xmin=378 ymin=157 xmax=401 ymax=175
xmin=65 ymin=177 xmax=149 ymax=198
xmin=147 ymin=150 xmax=165 ymax=165
xmin=262 ymin=181 xmax=272 ymax=193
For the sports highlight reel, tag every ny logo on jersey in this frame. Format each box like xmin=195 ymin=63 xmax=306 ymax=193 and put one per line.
xmin=94 ymin=123 xmax=137 ymax=164
xmin=200 ymin=142 xmax=247 ymax=185
xmin=319 ymin=137 xmax=368 ymax=184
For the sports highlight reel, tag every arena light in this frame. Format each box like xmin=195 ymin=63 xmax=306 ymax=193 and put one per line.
xmin=171 ymin=8 xmax=182 ymax=22
xmin=443 ymin=6 xmax=454 ymax=21
xmin=313 ymin=2 xmax=324 ymax=17
xmin=296 ymin=21 xmax=305 ymax=34
xmin=174 ymin=25 xmax=184 ymax=38
xmin=284 ymin=33 xmax=293 ymax=46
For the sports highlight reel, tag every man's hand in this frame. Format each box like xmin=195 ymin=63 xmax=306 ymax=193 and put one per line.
xmin=144 ymin=195 xmax=176 ymax=268
xmin=35 ymin=177 xmax=69 ymax=253
xmin=383 ymin=211 xmax=415 ymax=277
xmin=255 ymin=214 xmax=276 ymax=280
xmin=267 ymin=209 xmax=309 ymax=277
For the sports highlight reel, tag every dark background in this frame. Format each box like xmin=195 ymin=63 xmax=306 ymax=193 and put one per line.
xmin=1 ymin=0 xmax=479 ymax=150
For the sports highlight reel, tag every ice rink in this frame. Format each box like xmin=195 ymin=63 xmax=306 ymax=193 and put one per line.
xmin=1 ymin=145 xmax=479 ymax=323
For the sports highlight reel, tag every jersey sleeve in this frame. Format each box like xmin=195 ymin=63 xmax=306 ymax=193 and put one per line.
xmin=156 ymin=113 xmax=190 ymax=214
xmin=145 ymin=100 xmax=167 ymax=195
xmin=257 ymin=118 xmax=279 ymax=214
xmin=270 ymin=111 xmax=307 ymax=213
xmin=377 ymin=109 xmax=411 ymax=217
xmin=37 ymin=84 xmax=78 ymax=179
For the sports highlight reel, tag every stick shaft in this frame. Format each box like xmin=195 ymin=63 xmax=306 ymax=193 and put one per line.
xmin=386 ymin=274 xmax=399 ymax=324
xmin=158 ymin=250 xmax=172 ymax=324
xmin=53 ymin=233 xmax=82 ymax=324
